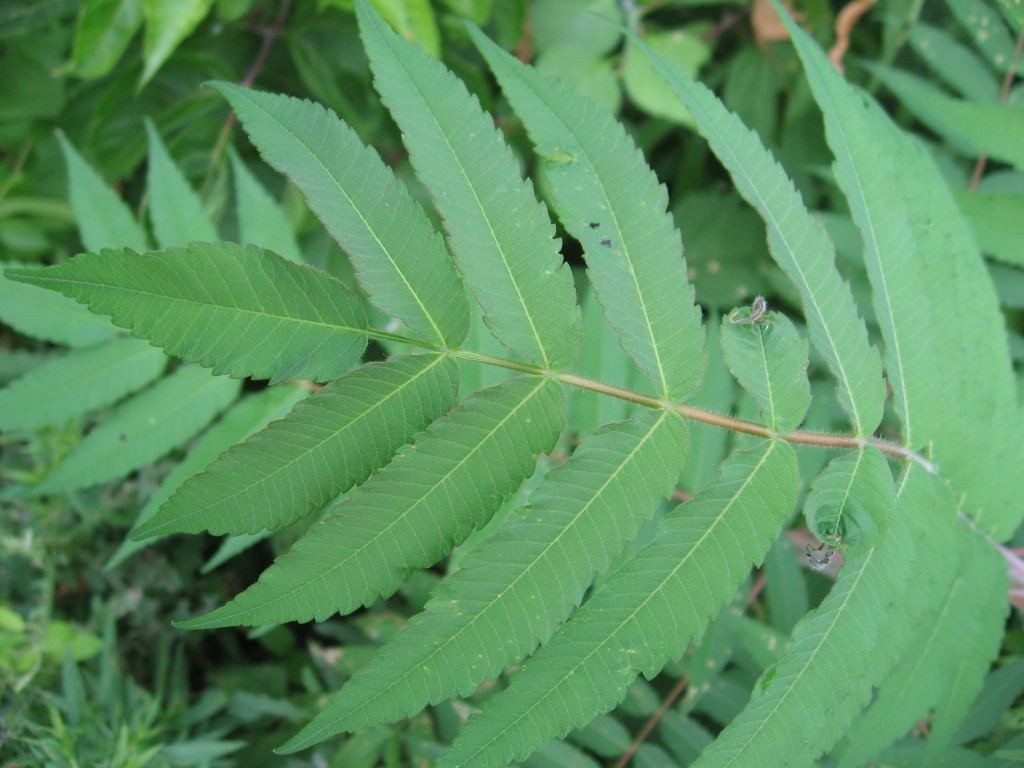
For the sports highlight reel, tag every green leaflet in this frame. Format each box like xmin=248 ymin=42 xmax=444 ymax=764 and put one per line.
xmin=140 ymin=0 xmax=214 ymax=86
xmin=719 ymin=311 xmax=810 ymax=433
xmin=145 ymin=120 xmax=218 ymax=247
xmin=229 ymin=148 xmax=303 ymax=264
xmin=68 ymin=0 xmax=144 ymax=79
xmin=0 ymin=262 xmax=118 ymax=348
xmin=58 ymin=133 xmax=149 ymax=252
xmin=132 ymin=354 xmax=459 ymax=538
xmin=907 ymin=23 xmax=1000 ymax=102
xmin=943 ymin=0 xmax=1018 ymax=71
xmin=869 ymin=64 xmax=1024 ymax=171
xmin=212 ymin=82 xmax=468 ymax=347
xmin=693 ymin=463 xmax=957 ymax=767
xmin=803 ymin=446 xmax=894 ymax=557
xmin=441 ymin=440 xmax=798 ymax=768
xmin=36 ymin=365 xmax=240 ymax=494
xmin=927 ymin=541 xmax=1011 ymax=755
xmin=0 ymin=336 xmax=165 ymax=431
xmin=641 ymin=40 xmax=883 ymax=436
xmin=178 ymin=376 xmax=565 ymax=630
xmin=953 ymin=189 xmax=1024 ymax=268
xmin=281 ymin=409 xmax=689 ymax=750
xmin=357 ymin=2 xmax=581 ymax=369
xmin=108 ymin=383 xmax=308 ymax=570
xmin=838 ymin=522 xmax=1008 ymax=766
xmin=7 ymin=243 xmax=367 ymax=384
xmin=778 ymin=2 xmax=1024 ymax=537
xmin=469 ymin=25 xmax=705 ymax=401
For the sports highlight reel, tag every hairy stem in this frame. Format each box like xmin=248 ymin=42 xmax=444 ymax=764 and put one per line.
xmin=354 ymin=327 xmax=935 ymax=471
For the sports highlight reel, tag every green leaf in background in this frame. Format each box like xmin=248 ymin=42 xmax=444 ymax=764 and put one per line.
xmin=441 ymin=440 xmax=798 ymax=768
xmin=907 ymin=22 xmax=1000 ymax=102
xmin=622 ymin=26 xmax=710 ymax=127
xmin=953 ymin=188 xmax=1024 ymax=268
xmin=179 ymin=376 xmax=565 ymax=630
xmin=145 ymin=119 xmax=218 ymax=247
xmin=869 ymin=64 xmax=1024 ymax=171
xmin=469 ymin=25 xmax=705 ymax=401
xmin=58 ymin=133 xmax=149 ymax=252
xmin=640 ymin=34 xmax=885 ymax=438
xmin=720 ymin=311 xmax=810 ymax=433
xmin=802 ymin=446 xmax=894 ymax=557
xmin=107 ymin=383 xmax=309 ymax=569
xmin=287 ymin=409 xmax=688 ymax=748
xmin=7 ymin=243 xmax=368 ymax=384
xmin=67 ymin=0 xmax=144 ymax=79
xmin=369 ymin=0 xmax=440 ymax=57
xmin=358 ymin=2 xmax=582 ymax=368
xmin=993 ymin=0 xmax=1024 ymax=32
xmin=35 ymin=364 xmax=240 ymax=493
xmin=132 ymin=354 xmax=459 ymax=538
xmin=229 ymin=147 xmax=303 ymax=263
xmin=212 ymin=82 xmax=470 ymax=348
xmin=0 ymin=337 xmax=165 ymax=431
xmin=140 ymin=0 xmax=216 ymax=87
xmin=530 ymin=0 xmax=621 ymax=58
xmin=943 ymin=0 xmax=1018 ymax=71
xmin=0 ymin=262 xmax=118 ymax=348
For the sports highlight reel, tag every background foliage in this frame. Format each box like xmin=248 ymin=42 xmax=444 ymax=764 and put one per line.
xmin=2 ymin=0 xmax=1024 ymax=766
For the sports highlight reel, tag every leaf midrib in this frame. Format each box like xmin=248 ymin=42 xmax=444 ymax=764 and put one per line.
xmin=16 ymin=273 xmax=367 ymax=336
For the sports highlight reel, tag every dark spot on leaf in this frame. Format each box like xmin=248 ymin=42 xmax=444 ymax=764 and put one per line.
xmin=119 ymin=433 xmax=127 ymax=442
xmin=589 ymin=222 xmax=600 ymax=229
xmin=600 ymin=239 xmax=612 ymax=247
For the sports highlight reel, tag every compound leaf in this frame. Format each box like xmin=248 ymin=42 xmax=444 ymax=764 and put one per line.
xmin=780 ymin=2 xmax=1024 ymax=538
xmin=282 ymin=409 xmax=689 ymax=751
xmin=641 ymin=40 xmax=884 ymax=436
xmin=442 ymin=440 xmax=798 ymax=768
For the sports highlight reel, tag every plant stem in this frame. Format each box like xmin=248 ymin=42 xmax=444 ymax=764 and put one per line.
xmin=354 ymin=327 xmax=936 ymax=471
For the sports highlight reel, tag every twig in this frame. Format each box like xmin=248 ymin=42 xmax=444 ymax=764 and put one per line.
xmin=829 ymin=0 xmax=876 ymax=74
xmin=204 ymin=0 xmax=291 ymax=191
xmin=612 ymin=675 xmax=690 ymax=768
xmin=968 ymin=27 xmax=1024 ymax=191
